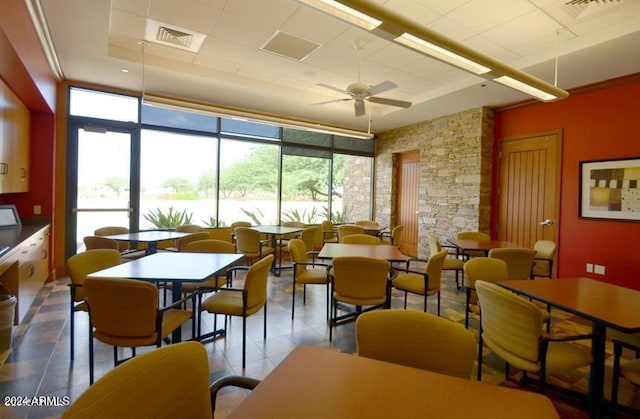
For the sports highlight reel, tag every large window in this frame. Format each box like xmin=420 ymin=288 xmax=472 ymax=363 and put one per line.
xmin=66 ymin=87 xmax=374 ymax=254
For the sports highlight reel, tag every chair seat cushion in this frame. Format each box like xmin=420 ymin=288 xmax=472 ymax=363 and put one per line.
xmin=201 ymin=290 xmax=263 ymax=316
xmin=177 ymin=277 xmax=228 ymax=293
xmin=442 ymin=258 xmax=464 ymax=270
xmin=393 ymin=273 xmax=437 ymax=295
xmin=621 ymin=359 xmax=640 ymax=385
xmin=297 ymin=267 xmax=328 ymax=285
xmin=333 ymin=292 xmax=387 ymax=307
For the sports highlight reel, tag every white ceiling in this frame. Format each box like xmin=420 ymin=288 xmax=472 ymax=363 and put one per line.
xmin=38 ymin=0 xmax=640 ymax=133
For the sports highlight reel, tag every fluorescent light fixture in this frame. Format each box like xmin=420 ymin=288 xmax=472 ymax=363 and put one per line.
xmin=493 ymin=75 xmax=559 ymax=102
xmin=395 ymin=33 xmax=491 ymax=75
xmin=295 ymin=0 xmax=382 ymax=30
xmin=142 ymin=94 xmax=374 ymax=139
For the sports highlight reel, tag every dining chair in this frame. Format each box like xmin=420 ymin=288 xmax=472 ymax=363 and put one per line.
xmin=610 ymin=331 xmax=640 ymax=417
xmin=356 ymin=309 xmax=476 ymax=379
xmin=234 ymin=227 xmax=275 ymax=265
xmin=474 ymin=280 xmax=593 ymax=388
xmin=354 ymin=220 xmax=379 ymax=227
xmin=428 ymin=234 xmax=464 ymax=289
xmin=288 ymin=239 xmax=330 ymax=320
xmin=380 ymin=224 xmax=403 ymax=248
xmin=84 ymin=276 xmax=195 ymax=383
xmin=463 ymin=257 xmax=508 ymax=328
xmin=172 ymin=231 xmax=210 ymax=251
xmin=83 ymin=235 xmax=119 ymax=251
xmin=392 ymin=249 xmax=447 ymax=314
xmin=175 ymin=223 xmax=205 ymax=233
xmin=66 ymin=249 xmax=122 ymax=361
xmin=321 ymin=220 xmax=338 ymax=243
xmin=329 ymin=256 xmax=390 ymax=341
xmin=341 ymin=234 xmax=381 ymax=245
xmin=532 ymin=240 xmax=557 ymax=278
xmin=199 ymin=254 xmax=274 ymax=368
xmin=277 ymin=221 xmax=306 ymax=260
xmin=300 ymin=226 xmax=320 ymax=262
xmin=94 ymin=226 xmax=146 ymax=259
xmin=456 ymin=231 xmax=491 ymax=259
xmin=336 ymin=224 xmax=365 ymax=243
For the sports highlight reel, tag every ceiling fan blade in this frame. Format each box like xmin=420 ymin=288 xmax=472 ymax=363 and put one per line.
xmin=316 ymin=83 xmax=349 ymax=95
xmin=366 ymin=80 xmax=397 ymax=96
xmin=311 ymin=98 xmax=352 ymax=106
xmin=367 ymin=96 xmax=412 ymax=108
xmin=354 ymin=100 xmax=366 ymax=117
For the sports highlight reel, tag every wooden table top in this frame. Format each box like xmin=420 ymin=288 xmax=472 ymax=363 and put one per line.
xmin=249 ymin=225 xmax=304 ymax=236
xmin=500 ymin=277 xmax=640 ymax=333
xmin=87 ymin=252 xmax=243 ymax=282
xmin=229 ymin=345 xmax=559 ymax=419
xmin=104 ymin=230 xmax=192 ymax=242
xmin=318 ymin=243 xmax=409 ymax=263
xmin=448 ymin=238 xmax=520 ymax=252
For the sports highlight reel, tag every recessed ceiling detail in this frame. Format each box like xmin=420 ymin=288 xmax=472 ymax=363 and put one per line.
xmin=144 ymin=19 xmax=205 ymax=53
xmin=261 ymin=31 xmax=320 ymax=61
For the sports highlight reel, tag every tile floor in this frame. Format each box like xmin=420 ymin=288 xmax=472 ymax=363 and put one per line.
xmin=0 ymin=262 xmax=639 ymax=418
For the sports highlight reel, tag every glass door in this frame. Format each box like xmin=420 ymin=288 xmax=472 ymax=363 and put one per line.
xmin=65 ymin=123 xmax=138 ymax=258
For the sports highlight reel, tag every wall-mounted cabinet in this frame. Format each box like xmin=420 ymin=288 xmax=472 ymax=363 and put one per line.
xmin=0 ymin=80 xmax=30 ymax=194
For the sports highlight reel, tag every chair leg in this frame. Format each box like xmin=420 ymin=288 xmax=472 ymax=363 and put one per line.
xmin=477 ymin=328 xmax=483 ymax=381
xmin=403 ymin=292 xmax=408 ymax=309
xmin=436 ymin=292 xmax=441 ymax=316
xmin=329 ymin=297 xmax=335 ymax=341
xmin=70 ymin=304 xmax=75 ymax=361
xmin=89 ymin=321 xmax=94 ymax=384
xmin=465 ymin=288 xmax=471 ymax=328
xmin=263 ymin=303 xmax=267 ymax=340
xmin=242 ymin=315 xmax=247 ymax=369
xmin=612 ymin=341 xmax=622 ymax=418
xmin=291 ymin=277 xmax=296 ymax=320
xmin=303 ymin=284 xmax=307 ymax=304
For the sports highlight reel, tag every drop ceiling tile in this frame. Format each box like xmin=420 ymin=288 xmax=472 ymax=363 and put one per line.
xmin=148 ymin=0 xmax=223 ymax=34
xmin=281 ymin=6 xmax=351 ymax=44
xmin=425 ymin=15 xmax=475 ymax=42
xmin=483 ymin=10 xmax=561 ymax=51
xmin=110 ymin=9 xmax=147 ymax=40
xmin=412 ymin=0 xmax=473 ymax=16
xmin=197 ymin=37 xmax=255 ymax=65
xmin=366 ymin=44 xmax=422 ymax=70
xmin=237 ymin=65 xmax=280 ymax=82
xmin=382 ymin=0 xmax=440 ymax=25
xmin=446 ymin=0 xmax=535 ymax=33
xmin=111 ymin=0 xmax=150 ymax=16
xmin=194 ymin=54 xmax=242 ymax=74
xmin=463 ymin=34 xmax=520 ymax=63
xmin=400 ymin=57 xmax=468 ymax=85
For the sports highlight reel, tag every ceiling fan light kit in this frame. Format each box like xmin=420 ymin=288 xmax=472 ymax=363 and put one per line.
xmin=296 ymin=0 xmax=569 ymax=102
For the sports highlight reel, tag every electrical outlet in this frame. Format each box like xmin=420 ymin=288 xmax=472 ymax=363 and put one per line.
xmin=594 ymin=265 xmax=605 ymax=275
xmin=33 ymin=205 xmax=41 ymax=215
xmin=586 ymin=263 xmax=593 ymax=273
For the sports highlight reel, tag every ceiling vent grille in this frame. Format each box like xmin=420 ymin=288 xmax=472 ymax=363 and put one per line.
xmin=156 ymin=26 xmax=193 ymax=49
xmin=144 ymin=19 xmax=205 ymax=52
xmin=261 ymin=31 xmax=320 ymax=61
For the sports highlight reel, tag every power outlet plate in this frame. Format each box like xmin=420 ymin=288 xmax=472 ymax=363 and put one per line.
xmin=594 ymin=265 xmax=605 ymax=275
xmin=586 ymin=263 xmax=593 ymax=273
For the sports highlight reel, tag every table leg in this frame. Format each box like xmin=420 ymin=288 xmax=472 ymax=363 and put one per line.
xmin=171 ymin=281 xmax=183 ymax=343
xmin=589 ymin=322 xmax=606 ymax=419
xmin=146 ymin=240 xmax=158 ymax=255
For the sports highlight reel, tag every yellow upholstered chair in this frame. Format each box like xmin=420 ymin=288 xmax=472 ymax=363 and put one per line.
xmin=234 ymin=227 xmax=275 ymax=265
xmin=475 ymin=280 xmax=593 ymax=388
xmin=342 ymin=234 xmax=381 ymax=245
xmin=611 ymin=331 xmax=640 ymax=416
xmin=392 ymin=250 xmax=448 ymax=314
xmin=330 ymin=256 xmax=390 ymax=341
xmin=94 ymin=226 xmax=129 ymax=253
xmin=174 ymin=231 xmax=210 ymax=251
xmin=83 ymin=235 xmax=119 ymax=251
xmin=463 ymin=257 xmax=508 ymax=328
xmin=488 ymin=247 xmax=536 ymax=280
xmin=200 ymin=254 xmax=274 ymax=368
xmin=94 ymin=226 xmax=146 ymax=258
xmin=230 ymin=221 xmax=252 ymax=246
xmin=456 ymin=231 xmax=491 ymax=259
xmin=208 ymin=227 xmax=233 ymax=243
xmin=428 ymin=234 xmax=465 ymax=289
xmin=321 ymin=220 xmax=338 ymax=243
xmin=381 ymin=225 xmax=403 ymax=248
xmin=288 ymin=239 xmax=330 ymax=320
xmin=354 ymin=220 xmax=379 ymax=227
xmin=175 ymin=223 xmax=205 ymax=233
xmin=66 ymin=249 xmax=122 ymax=361
xmin=532 ymin=240 xmax=557 ymax=278
xmin=337 ymin=224 xmax=365 ymax=243
xmin=63 ymin=342 xmax=213 ymax=418
xmin=84 ymin=277 xmax=194 ymax=383
xmin=300 ymin=226 xmax=320 ymax=262
xmin=356 ymin=309 xmax=476 ymax=379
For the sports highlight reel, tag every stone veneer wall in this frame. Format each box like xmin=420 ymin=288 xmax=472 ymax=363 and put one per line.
xmin=342 ymin=155 xmax=373 ymax=222
xmin=374 ymin=107 xmax=494 ymax=258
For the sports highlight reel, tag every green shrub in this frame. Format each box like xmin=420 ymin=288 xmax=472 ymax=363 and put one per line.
xmin=143 ymin=206 xmax=193 ymax=229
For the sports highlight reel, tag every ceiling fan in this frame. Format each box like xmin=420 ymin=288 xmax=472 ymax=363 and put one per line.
xmin=313 ymin=40 xmax=412 ymax=117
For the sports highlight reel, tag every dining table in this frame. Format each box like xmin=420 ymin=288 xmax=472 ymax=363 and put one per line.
xmin=228 ymin=344 xmax=559 ymax=418
xmin=499 ymin=277 xmax=640 ymax=419
xmin=448 ymin=237 xmax=520 ymax=258
xmin=249 ymin=225 xmax=304 ymax=275
xmin=87 ymin=251 xmax=243 ymax=342
xmin=103 ymin=230 xmax=192 ymax=255
xmin=318 ymin=243 xmax=409 ymax=263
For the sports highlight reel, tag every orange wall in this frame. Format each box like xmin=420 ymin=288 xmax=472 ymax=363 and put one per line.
xmin=494 ymin=76 xmax=640 ymax=289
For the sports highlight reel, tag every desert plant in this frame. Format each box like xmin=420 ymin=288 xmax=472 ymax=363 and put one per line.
xmin=282 ymin=207 xmax=319 ymax=224
xmin=201 ymin=216 xmax=226 ymax=227
xmin=143 ymin=206 xmax=193 ymax=229
xmin=240 ymin=208 xmax=266 ymax=225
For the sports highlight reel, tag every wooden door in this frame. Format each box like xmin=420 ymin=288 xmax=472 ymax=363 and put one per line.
xmin=498 ymin=133 xmax=561 ymax=266
xmin=396 ymin=151 xmax=420 ymax=256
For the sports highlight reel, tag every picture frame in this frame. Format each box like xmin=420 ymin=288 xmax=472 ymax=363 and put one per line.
xmin=579 ymin=158 xmax=640 ymax=221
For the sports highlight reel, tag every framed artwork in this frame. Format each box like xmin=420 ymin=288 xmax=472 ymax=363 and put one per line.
xmin=579 ymin=158 xmax=640 ymax=221
xmin=0 ymin=205 xmax=21 ymax=228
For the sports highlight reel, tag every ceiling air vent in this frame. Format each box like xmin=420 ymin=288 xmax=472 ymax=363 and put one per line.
xmin=144 ymin=19 xmax=205 ymax=53
xmin=261 ymin=31 xmax=320 ymax=61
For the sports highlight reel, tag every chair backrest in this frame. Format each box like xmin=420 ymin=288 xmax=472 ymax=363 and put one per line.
xmin=488 ymin=247 xmax=536 ymax=280
xmin=342 ymin=234 xmax=381 ymax=245
xmin=62 ymin=342 xmax=212 ymax=419
xmin=208 ymin=227 xmax=233 ymax=243
xmin=288 ymin=239 xmax=309 ymax=276
xmin=332 ymin=256 xmax=389 ymax=302
xmin=532 ymin=240 xmax=557 ymax=277
xmin=299 ymin=227 xmax=317 ymax=252
xmin=456 ymin=231 xmax=491 ymax=241
xmin=463 ymin=257 xmax=508 ymax=305
xmin=475 ymin=280 xmax=542 ymax=365
xmin=94 ymin=226 xmax=129 ymax=252
xmin=282 ymin=221 xmax=305 ymax=239
xmin=175 ymin=223 xmax=205 ymax=233
xmin=67 ymin=249 xmax=122 ymax=302
xmin=306 ymin=225 xmax=324 ymax=251
xmin=84 ymin=277 xmax=159 ymax=339
xmin=84 ymin=236 xmax=119 ymax=251
xmin=354 ymin=220 xmax=379 ymax=227
xmin=321 ymin=220 xmax=336 ymax=241
xmin=337 ymin=225 xmax=365 ymax=243
xmin=175 ymin=232 xmax=210 ymax=251
xmin=234 ymin=227 xmax=261 ymax=253
xmin=185 ymin=239 xmax=236 ymax=254
xmin=356 ymin=310 xmax=476 ymax=379
xmin=244 ymin=254 xmax=274 ymax=311
xmin=230 ymin=221 xmax=251 ymax=233
xmin=389 ymin=225 xmax=403 ymax=247
xmin=423 ymin=249 xmax=448 ymax=291
xmin=427 ymin=234 xmax=443 ymax=256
